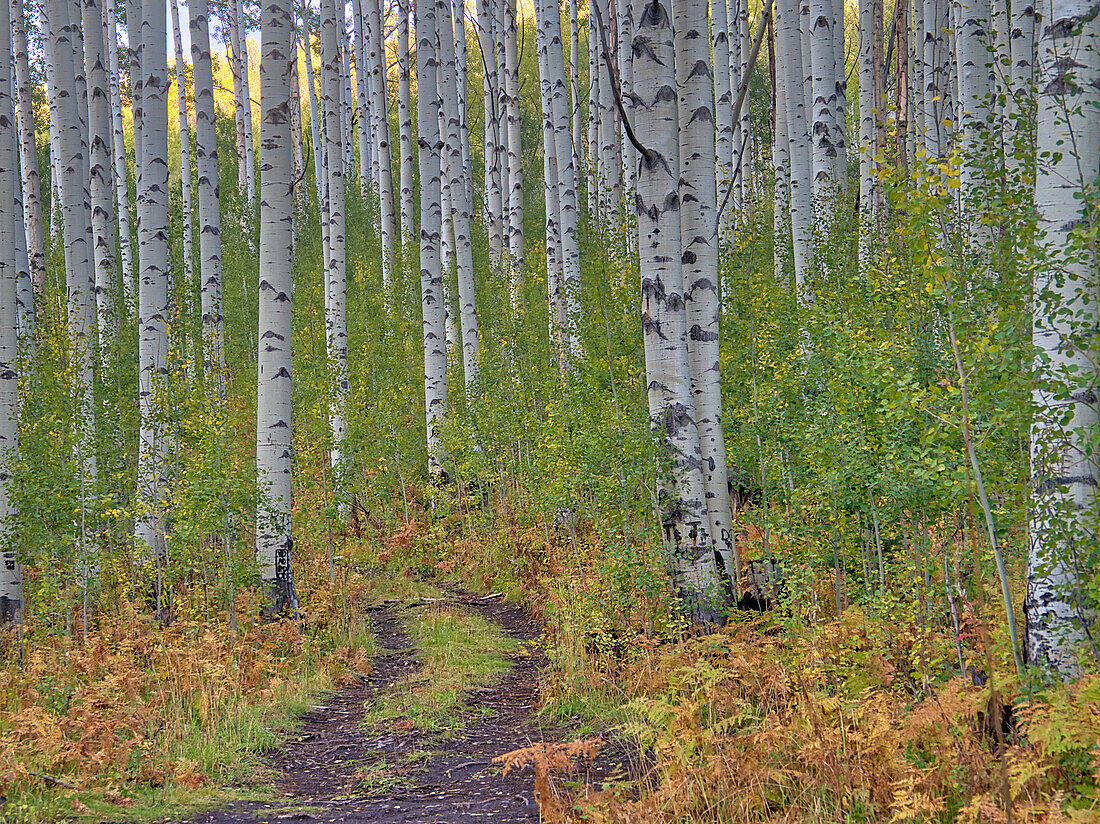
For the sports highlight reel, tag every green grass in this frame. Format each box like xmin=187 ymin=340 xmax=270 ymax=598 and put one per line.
xmin=363 ymin=604 xmax=518 ymax=736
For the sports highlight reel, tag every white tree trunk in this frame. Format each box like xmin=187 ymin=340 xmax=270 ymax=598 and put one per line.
xmin=676 ymin=0 xmax=739 ymax=588
xmin=301 ymin=11 xmax=329 ymax=268
xmin=713 ymin=0 xmax=734 ymax=234
xmin=237 ymin=0 xmax=256 ymax=206
xmin=809 ymin=0 xmax=840 ymax=215
xmin=342 ymin=27 xmax=355 ymax=184
xmin=633 ymin=0 xmax=729 ymax=623
xmin=190 ymin=0 xmax=223 ymax=374
xmin=352 ymin=0 xmax=372 ymax=197
xmin=417 ymin=0 xmax=448 ymax=477
xmin=1008 ymin=0 xmax=1035 ymax=135
xmin=81 ymin=0 xmax=115 ymax=345
xmin=227 ymin=0 xmax=248 ymax=195
xmin=857 ymin=0 xmax=875 ymax=273
xmin=321 ymin=0 xmax=348 ymax=481
xmin=365 ymin=0 xmax=396 ymax=291
xmin=772 ymin=0 xmax=791 ymax=282
xmin=455 ymin=0 xmax=473 ymax=208
xmin=133 ymin=0 xmax=169 ymax=609
xmin=570 ymin=0 xmax=582 ymax=200
xmin=0 ymin=0 xmax=22 ymax=622
xmin=478 ymin=0 xmax=503 ymax=261
xmin=780 ymin=0 xmax=813 ymax=290
xmin=538 ymin=0 xmax=580 ymax=356
xmin=398 ymin=0 xmax=415 ymax=247
xmin=1026 ymin=0 xmax=1099 ymax=681
xmin=616 ymin=0 xmax=635 ymax=204
xmin=586 ymin=7 xmax=598 ymax=219
xmin=503 ymin=0 xmax=523 ymax=289
xmin=535 ymin=0 xmax=563 ymax=345
xmin=952 ymin=0 xmax=991 ymax=236
xmin=438 ymin=0 xmax=480 ymax=385
xmin=105 ymin=0 xmax=133 ymax=299
xmin=170 ymin=0 xmax=194 ymax=290
xmin=256 ymin=0 xmax=299 ymax=617
xmin=11 ymin=0 xmax=44 ymax=295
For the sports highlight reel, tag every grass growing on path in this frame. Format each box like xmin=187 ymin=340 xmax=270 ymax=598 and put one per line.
xmin=364 ymin=603 xmax=520 ymax=736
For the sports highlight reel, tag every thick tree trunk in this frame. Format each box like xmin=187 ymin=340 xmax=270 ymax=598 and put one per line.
xmin=170 ymin=0 xmax=194 ymax=290
xmin=1026 ymin=0 xmax=1099 ymax=681
xmin=952 ymin=0 xmax=991 ymax=235
xmin=133 ymin=0 xmax=169 ymax=611
xmin=676 ymin=0 xmax=739 ymax=589
xmin=809 ymin=0 xmax=840 ymax=216
xmin=257 ymin=0 xmax=299 ymax=617
xmin=190 ymin=0 xmax=224 ymax=375
xmin=535 ymin=0 xmax=563 ymax=346
xmin=417 ymin=0 xmax=448 ymax=477
xmin=633 ymin=0 xmax=729 ymax=624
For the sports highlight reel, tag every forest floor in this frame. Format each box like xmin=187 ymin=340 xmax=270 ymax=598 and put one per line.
xmin=169 ymin=592 xmax=625 ymax=824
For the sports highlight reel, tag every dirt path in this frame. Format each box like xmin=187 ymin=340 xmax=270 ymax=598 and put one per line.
xmin=179 ymin=597 xmax=615 ymax=824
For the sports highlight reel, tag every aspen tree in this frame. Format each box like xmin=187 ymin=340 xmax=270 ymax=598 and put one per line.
xmin=952 ymin=0 xmax=991 ymax=235
xmin=170 ymin=0 xmax=194 ymax=289
xmin=633 ymin=0 xmax=729 ymax=623
xmin=11 ymin=0 xmax=44 ymax=294
xmin=352 ymin=0 xmax=372 ymax=197
xmin=320 ymin=0 xmax=348 ymax=482
xmin=772 ymin=0 xmax=791 ymax=280
xmin=133 ymin=0 xmax=170 ymax=612
xmin=256 ymin=0 xmax=298 ymax=617
xmin=714 ymin=0 xmax=735 ymax=230
xmin=191 ymin=0 xmax=224 ymax=373
xmin=858 ymin=0 xmax=876 ymax=271
xmin=676 ymin=0 xmax=739 ymax=587
xmin=503 ymin=0 xmax=523 ymax=281
xmin=438 ymin=0 xmax=480 ymax=385
xmin=478 ymin=0 xmax=504 ymax=260
xmin=397 ymin=0 xmax=414 ymax=247
xmin=365 ymin=0 xmax=396 ymax=291
xmin=780 ymin=0 xmax=813 ymax=290
xmin=0 ymin=0 xmax=21 ymax=623
xmin=417 ymin=0 xmax=448 ymax=477
xmin=1026 ymin=0 xmax=1099 ymax=681
xmin=105 ymin=0 xmax=133 ymax=298
xmin=81 ymin=0 xmax=116 ymax=344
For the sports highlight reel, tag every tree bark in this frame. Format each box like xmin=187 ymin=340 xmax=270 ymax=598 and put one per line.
xmin=11 ymin=0 xmax=44 ymax=296
xmin=1026 ymin=0 xmax=1099 ymax=681
xmin=170 ymin=0 xmax=194 ymax=290
xmin=417 ymin=0 xmax=448 ymax=477
xmin=633 ymin=0 xmax=729 ymax=624
xmin=257 ymin=0 xmax=299 ymax=617
xmin=105 ymin=0 xmax=133 ymax=299
xmin=398 ymin=0 xmax=414 ymax=247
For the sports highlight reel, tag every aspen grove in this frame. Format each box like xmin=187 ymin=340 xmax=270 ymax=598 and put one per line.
xmin=0 ymin=0 xmax=1097 ymax=817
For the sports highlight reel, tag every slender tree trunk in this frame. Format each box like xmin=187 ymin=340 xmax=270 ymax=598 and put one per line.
xmin=714 ymin=0 xmax=734 ymax=238
xmin=81 ymin=0 xmax=115 ymax=345
xmin=365 ymin=0 xmax=396 ymax=293
xmin=320 ymin=0 xmax=348 ymax=483
xmin=0 ymin=0 xmax=22 ymax=623
xmin=256 ymin=0 xmax=299 ymax=617
xmin=11 ymin=0 xmax=44 ymax=295
xmin=417 ymin=0 xmax=448 ymax=477
xmin=342 ymin=26 xmax=355 ymax=184
xmin=633 ymin=0 xmax=729 ymax=624
xmin=132 ymin=0 xmax=170 ymax=611
xmin=503 ymin=0 xmax=524 ymax=290
xmin=535 ymin=0 xmax=563 ymax=345
xmin=190 ymin=0 xmax=223 ymax=375
xmin=1026 ymin=0 xmax=1099 ymax=681
xmin=301 ymin=11 xmax=329 ymax=268
xmin=290 ymin=33 xmax=306 ymax=216
xmin=952 ymin=0 xmax=991 ymax=237
xmin=228 ymin=0 xmax=248 ymax=195
xmin=539 ymin=0 xmax=580 ymax=357
xmin=170 ymin=0 xmax=194 ymax=290
xmin=352 ymin=0 xmax=372 ymax=197
xmin=780 ymin=0 xmax=813 ymax=291
xmin=398 ymin=0 xmax=414 ymax=248
xmin=571 ymin=0 xmax=582 ymax=200
xmin=616 ymin=0 xmax=635 ymax=205
xmin=438 ymin=0 xmax=480 ymax=385
xmin=858 ymin=0 xmax=876 ymax=272
xmin=676 ymin=0 xmax=739 ymax=589
xmin=455 ymin=0 xmax=472 ymax=209
xmin=237 ymin=0 xmax=257 ymax=206
xmin=586 ymin=6 xmax=598 ymax=219
xmin=478 ymin=0 xmax=503 ymax=260
xmin=105 ymin=0 xmax=133 ymax=299
xmin=772 ymin=0 xmax=791 ymax=282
